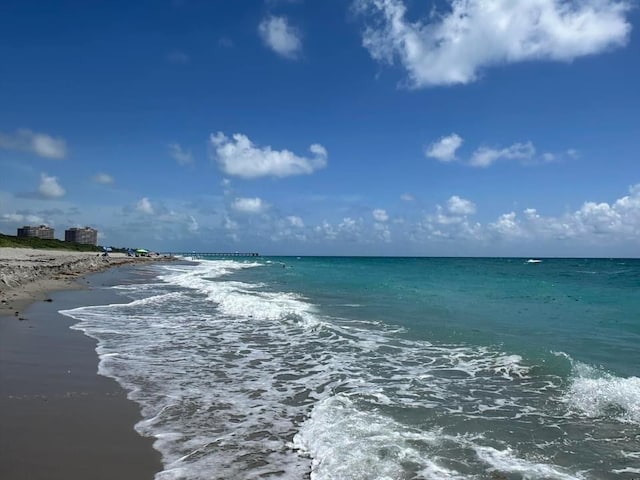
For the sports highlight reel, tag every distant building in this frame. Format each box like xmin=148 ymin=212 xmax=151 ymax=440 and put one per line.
xmin=65 ymin=227 xmax=98 ymax=245
xmin=17 ymin=225 xmax=55 ymax=240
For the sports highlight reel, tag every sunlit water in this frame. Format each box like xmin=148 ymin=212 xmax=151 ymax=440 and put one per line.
xmin=61 ymin=257 xmax=640 ymax=479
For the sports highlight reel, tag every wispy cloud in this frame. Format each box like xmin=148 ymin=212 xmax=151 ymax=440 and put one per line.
xmin=166 ymin=49 xmax=190 ymax=64
xmin=93 ymin=173 xmax=114 ymax=184
xmin=218 ymin=37 xmax=234 ymax=48
xmin=258 ymin=15 xmax=302 ymax=59
xmin=210 ymin=132 xmax=327 ymax=179
xmin=0 ymin=129 xmax=67 ymax=159
xmin=470 ymin=142 xmax=536 ymax=167
xmin=357 ymin=0 xmax=632 ymax=87
xmin=168 ymin=143 xmax=194 ymax=166
xmin=0 ymin=212 xmax=45 ymax=225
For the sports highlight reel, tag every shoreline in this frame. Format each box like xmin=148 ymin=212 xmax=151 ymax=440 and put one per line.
xmin=0 ymin=247 xmax=175 ymax=317
xmin=0 ymin=248 xmax=173 ymax=479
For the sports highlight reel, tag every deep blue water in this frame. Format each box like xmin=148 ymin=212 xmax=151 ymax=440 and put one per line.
xmin=61 ymin=257 xmax=640 ymax=479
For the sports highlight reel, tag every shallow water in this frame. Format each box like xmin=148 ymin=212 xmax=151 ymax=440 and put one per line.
xmin=61 ymin=257 xmax=640 ymax=479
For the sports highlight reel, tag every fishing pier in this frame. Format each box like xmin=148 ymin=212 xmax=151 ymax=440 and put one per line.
xmin=174 ymin=252 xmax=260 ymax=259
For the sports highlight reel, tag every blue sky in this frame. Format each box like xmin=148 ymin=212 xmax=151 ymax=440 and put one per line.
xmin=1 ymin=0 xmax=639 ymax=256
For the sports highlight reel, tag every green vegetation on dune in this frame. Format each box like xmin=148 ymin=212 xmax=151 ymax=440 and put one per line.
xmin=0 ymin=233 xmax=102 ymax=252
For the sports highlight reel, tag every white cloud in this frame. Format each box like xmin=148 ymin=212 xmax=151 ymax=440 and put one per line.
xmin=1 ymin=213 xmax=44 ymax=225
xmin=470 ymin=142 xmax=536 ymax=167
xmin=422 ymin=204 xmax=483 ymax=242
xmin=210 ymin=132 xmax=327 ymax=178
xmin=38 ymin=173 xmax=65 ymax=198
xmin=0 ymin=129 xmax=67 ymax=159
xmin=287 ymin=215 xmax=304 ymax=227
xmin=188 ymin=215 xmax=199 ymax=233
xmin=489 ymin=212 xmax=525 ymax=238
xmin=93 ymin=173 xmax=114 ymax=184
xmin=426 ymin=135 xmax=571 ymax=167
xmin=224 ymin=215 xmax=239 ymax=231
xmin=413 ymin=184 xmax=640 ymax=248
xmin=357 ymin=0 xmax=631 ymax=87
xmin=168 ymin=143 xmax=194 ymax=166
xmin=373 ymin=208 xmax=389 ymax=222
xmin=232 ymin=197 xmax=266 ymax=214
xmin=447 ymin=195 xmax=476 ymax=215
xmin=494 ymin=184 xmax=640 ymax=241
xmin=426 ymin=133 xmax=463 ymax=162
xmin=258 ymin=15 xmax=302 ymax=59
xmin=374 ymin=221 xmax=392 ymax=242
xmin=136 ymin=197 xmax=154 ymax=215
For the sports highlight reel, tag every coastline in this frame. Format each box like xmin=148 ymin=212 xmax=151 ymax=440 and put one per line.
xmin=0 ymin=248 xmax=173 ymax=479
xmin=0 ymin=247 xmax=173 ymax=317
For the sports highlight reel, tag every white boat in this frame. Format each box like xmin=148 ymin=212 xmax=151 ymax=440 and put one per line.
xmin=526 ymin=259 xmax=542 ymax=264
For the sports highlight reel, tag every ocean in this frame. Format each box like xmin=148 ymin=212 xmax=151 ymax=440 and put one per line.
xmin=60 ymin=257 xmax=640 ymax=479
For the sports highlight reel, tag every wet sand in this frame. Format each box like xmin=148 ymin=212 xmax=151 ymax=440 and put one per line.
xmin=0 ymin=265 xmax=164 ymax=480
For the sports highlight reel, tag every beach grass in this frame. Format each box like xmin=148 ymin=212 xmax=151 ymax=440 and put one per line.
xmin=0 ymin=233 xmax=101 ymax=252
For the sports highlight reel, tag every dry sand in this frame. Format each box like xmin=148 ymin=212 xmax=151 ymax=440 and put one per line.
xmin=0 ymin=247 xmax=169 ymax=317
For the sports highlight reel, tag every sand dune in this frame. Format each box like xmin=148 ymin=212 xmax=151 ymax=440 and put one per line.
xmin=0 ymin=247 xmax=171 ymax=316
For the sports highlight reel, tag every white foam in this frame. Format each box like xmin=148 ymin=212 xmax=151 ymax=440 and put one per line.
xmin=59 ymin=259 xmax=599 ymax=479
xmin=292 ymin=394 xmax=465 ymax=480
xmin=565 ymin=362 xmax=640 ymax=423
xmin=474 ymin=446 xmax=585 ymax=480
xmin=612 ymin=467 xmax=640 ymax=474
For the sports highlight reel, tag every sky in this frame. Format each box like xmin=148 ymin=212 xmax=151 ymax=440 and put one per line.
xmin=1 ymin=0 xmax=639 ymax=256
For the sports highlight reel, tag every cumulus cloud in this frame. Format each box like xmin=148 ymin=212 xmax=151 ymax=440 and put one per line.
xmin=373 ymin=208 xmax=389 ymax=222
xmin=210 ymin=132 xmax=327 ymax=178
xmin=232 ymin=197 xmax=266 ymax=214
xmin=357 ymin=0 xmax=632 ymax=88
xmin=287 ymin=215 xmax=304 ymax=227
xmin=258 ymin=15 xmax=302 ymax=59
xmin=38 ymin=173 xmax=65 ymax=198
xmin=426 ymin=135 xmax=549 ymax=167
xmin=470 ymin=142 xmax=536 ymax=167
xmin=93 ymin=173 xmax=114 ymax=184
xmin=374 ymin=222 xmax=392 ymax=243
xmin=489 ymin=212 xmax=525 ymax=237
xmin=447 ymin=195 xmax=476 ymax=215
xmin=136 ymin=197 xmax=154 ymax=215
xmin=426 ymin=133 xmax=463 ymax=162
xmin=168 ymin=143 xmax=194 ymax=166
xmin=0 ymin=129 xmax=67 ymax=159
xmin=411 ymin=184 xmax=640 ymax=250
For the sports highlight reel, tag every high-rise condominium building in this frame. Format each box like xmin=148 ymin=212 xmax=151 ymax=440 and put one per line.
xmin=17 ymin=225 xmax=55 ymax=239
xmin=64 ymin=227 xmax=98 ymax=245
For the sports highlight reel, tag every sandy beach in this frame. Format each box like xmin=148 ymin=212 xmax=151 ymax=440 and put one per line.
xmin=0 ymin=247 xmax=172 ymax=479
xmin=0 ymin=247 xmax=167 ymax=317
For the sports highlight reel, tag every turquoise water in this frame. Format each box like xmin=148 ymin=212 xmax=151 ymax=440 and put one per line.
xmin=248 ymin=257 xmax=640 ymax=375
xmin=61 ymin=257 xmax=640 ymax=479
